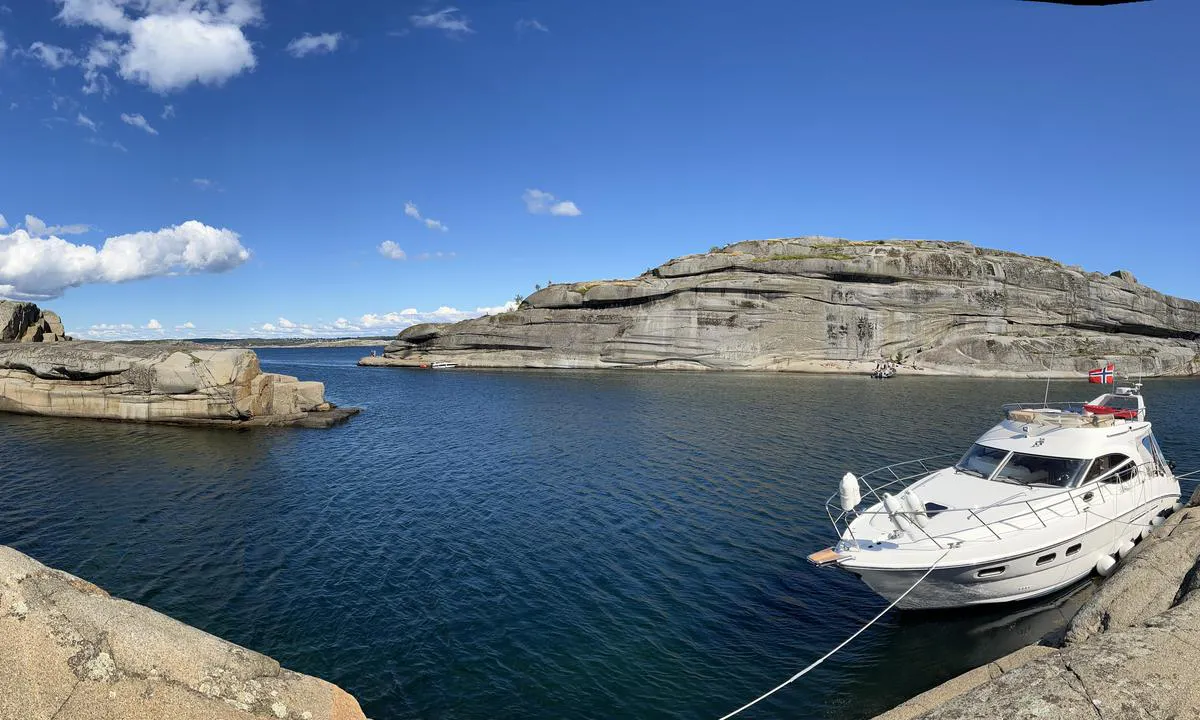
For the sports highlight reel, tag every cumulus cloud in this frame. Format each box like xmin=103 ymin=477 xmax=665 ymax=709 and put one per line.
xmin=76 ymin=113 xmax=98 ymax=132
xmin=286 ymin=32 xmax=342 ymax=57
xmin=145 ymin=318 xmax=162 ymax=330
xmin=356 ymin=301 xmax=517 ymax=331
xmin=277 ymin=317 xmax=297 ymax=329
xmin=515 ymin=18 xmax=548 ymax=34
xmin=403 ymin=201 xmax=448 ymax=232
xmin=0 ymin=219 xmax=250 ymax=300
xmin=55 ymin=0 xmax=260 ymax=94
xmin=523 ymin=188 xmax=582 ymax=217
xmin=377 ymin=240 xmax=406 ymax=261
xmin=120 ymin=112 xmax=158 ymax=135
xmin=410 ymin=7 xmax=472 ymax=36
xmin=27 ymin=41 xmax=78 ymax=69
xmin=176 ymin=321 xmax=195 ymax=329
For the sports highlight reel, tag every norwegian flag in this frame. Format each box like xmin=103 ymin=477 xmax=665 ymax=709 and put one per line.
xmin=1088 ymin=363 xmax=1115 ymax=384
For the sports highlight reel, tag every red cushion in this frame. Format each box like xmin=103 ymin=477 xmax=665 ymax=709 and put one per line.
xmin=1084 ymin=404 xmax=1138 ymax=419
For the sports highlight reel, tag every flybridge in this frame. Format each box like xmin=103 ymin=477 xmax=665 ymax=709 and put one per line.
xmin=1003 ymin=385 xmax=1146 ymax=428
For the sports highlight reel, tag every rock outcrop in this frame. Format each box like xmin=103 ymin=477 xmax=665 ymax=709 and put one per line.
xmin=0 ymin=342 xmax=357 ymax=427
xmin=361 ymin=237 xmax=1200 ymax=376
xmin=0 ymin=300 xmax=69 ymax=342
xmin=875 ymin=500 xmax=1200 ymax=720
xmin=0 ymin=544 xmax=367 ymax=720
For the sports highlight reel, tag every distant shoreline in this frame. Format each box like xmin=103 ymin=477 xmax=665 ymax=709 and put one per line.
xmin=114 ymin=337 xmax=392 ymax=349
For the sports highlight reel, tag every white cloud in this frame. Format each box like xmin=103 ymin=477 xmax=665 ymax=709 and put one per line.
xmin=259 ymin=322 xmax=276 ymax=332
xmin=175 ymin=321 xmax=195 ymax=329
xmin=192 ymin=178 xmax=218 ymax=190
xmin=120 ymin=112 xmax=158 ymax=135
xmin=286 ymin=32 xmax=342 ymax=58
xmin=0 ymin=219 xmax=250 ymax=300
xmin=403 ymin=201 xmax=448 ymax=232
xmin=76 ymin=112 xmax=98 ymax=131
xmin=27 ymin=42 xmax=78 ymax=69
xmin=378 ymin=240 xmax=406 ymax=261
xmin=515 ymin=18 xmax=548 ymax=34
xmin=277 ymin=317 xmax=296 ymax=329
xmin=162 ymin=103 xmax=175 ymax=119
xmin=416 ymin=251 xmax=456 ymax=261
xmin=0 ymin=214 xmax=7 ymax=229
xmin=0 ymin=32 xmax=6 ymax=62
xmin=410 ymin=7 xmax=472 ymax=36
xmin=523 ymin=188 xmax=582 ymax=217
xmin=24 ymin=215 xmax=90 ymax=237
xmin=56 ymin=0 xmax=261 ymax=94
xmin=145 ymin=318 xmax=162 ymax=330
xmin=86 ymin=136 xmax=127 ymax=152
xmin=356 ymin=301 xmax=517 ymax=331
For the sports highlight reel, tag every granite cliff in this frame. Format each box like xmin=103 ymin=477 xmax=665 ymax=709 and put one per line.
xmin=0 ymin=300 xmax=70 ymax=343
xmin=0 ymin=544 xmax=366 ymax=720
xmin=360 ymin=237 xmax=1200 ymax=376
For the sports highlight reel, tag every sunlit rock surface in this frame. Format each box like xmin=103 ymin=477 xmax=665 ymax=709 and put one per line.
xmin=0 ymin=545 xmax=367 ymax=720
xmin=360 ymin=237 xmax=1200 ymax=376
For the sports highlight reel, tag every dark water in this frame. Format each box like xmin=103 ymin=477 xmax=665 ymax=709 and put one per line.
xmin=3 ymin=348 xmax=1199 ymax=719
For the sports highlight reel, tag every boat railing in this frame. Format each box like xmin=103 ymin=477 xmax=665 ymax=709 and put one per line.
xmin=823 ymin=458 xmax=1172 ymax=551
xmin=1000 ymin=401 xmax=1090 ymax=414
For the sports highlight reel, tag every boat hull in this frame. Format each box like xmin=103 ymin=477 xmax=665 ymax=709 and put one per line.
xmin=844 ymin=495 xmax=1177 ymax=610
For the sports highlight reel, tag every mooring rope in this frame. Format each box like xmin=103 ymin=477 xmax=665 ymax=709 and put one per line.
xmin=717 ymin=548 xmax=953 ymax=720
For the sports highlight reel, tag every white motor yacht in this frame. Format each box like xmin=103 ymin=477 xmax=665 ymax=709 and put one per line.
xmin=809 ymin=385 xmax=1180 ymax=610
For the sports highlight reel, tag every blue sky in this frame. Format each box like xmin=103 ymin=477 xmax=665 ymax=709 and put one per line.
xmin=0 ymin=0 xmax=1197 ymax=339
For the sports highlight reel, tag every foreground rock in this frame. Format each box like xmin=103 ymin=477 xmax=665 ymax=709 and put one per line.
xmin=361 ymin=237 xmax=1200 ymax=376
xmin=875 ymin=503 xmax=1200 ymax=720
xmin=0 ymin=300 xmax=69 ymax=342
xmin=0 ymin=341 xmax=357 ymax=427
xmin=0 ymin=545 xmax=366 ymax=720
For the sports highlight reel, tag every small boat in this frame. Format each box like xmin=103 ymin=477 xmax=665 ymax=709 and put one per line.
xmin=430 ymin=362 xmax=457 ymax=369
xmin=871 ymin=360 xmax=898 ymax=379
xmin=809 ymin=384 xmax=1179 ymax=609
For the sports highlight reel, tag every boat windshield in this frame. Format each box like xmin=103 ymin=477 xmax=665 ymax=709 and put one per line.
xmin=955 ymin=444 xmax=1009 ymax=479
xmin=993 ymin=452 xmax=1088 ymax=488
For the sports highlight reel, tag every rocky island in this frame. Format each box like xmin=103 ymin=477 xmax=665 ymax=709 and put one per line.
xmin=0 ymin=300 xmax=357 ymax=427
xmin=360 ymin=237 xmax=1200 ymax=377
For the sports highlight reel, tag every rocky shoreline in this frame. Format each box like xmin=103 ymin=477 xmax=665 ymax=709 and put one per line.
xmin=361 ymin=237 xmax=1200 ymax=377
xmin=0 ymin=544 xmax=367 ymax=720
xmin=875 ymin=487 xmax=1200 ymax=719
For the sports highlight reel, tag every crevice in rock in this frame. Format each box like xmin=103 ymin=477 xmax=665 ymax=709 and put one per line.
xmin=1060 ymin=655 xmax=1104 ymax=719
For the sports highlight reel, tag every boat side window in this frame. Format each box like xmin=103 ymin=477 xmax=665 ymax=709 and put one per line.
xmin=1083 ymin=454 xmax=1135 ymax=485
xmin=993 ymin=453 xmax=1087 ymax=488
xmin=1142 ymin=434 xmax=1167 ymax=475
xmin=955 ymin=444 xmax=1009 ymax=479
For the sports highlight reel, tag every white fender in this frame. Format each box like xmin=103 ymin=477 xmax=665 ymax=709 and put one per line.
xmin=839 ymin=472 xmax=862 ymax=512
xmin=1118 ymin=540 xmax=1136 ymax=559
xmin=1095 ymin=554 xmax=1117 ymax=577
xmin=1173 ymin=502 xmax=1185 ymax=513
xmin=902 ymin=491 xmax=929 ymax=527
xmin=883 ymin=493 xmax=918 ymax=535
xmin=1151 ymin=516 xmax=1165 ymax=527
xmin=1140 ymin=526 xmax=1152 ymax=541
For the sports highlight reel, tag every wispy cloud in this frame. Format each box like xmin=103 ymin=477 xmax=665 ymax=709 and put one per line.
xmin=120 ymin=112 xmax=158 ymax=135
xmin=76 ymin=113 xmax=98 ymax=132
xmin=410 ymin=7 xmax=473 ymax=36
xmin=515 ymin=18 xmax=548 ymax=34
xmin=23 ymin=214 xmax=90 ymax=237
xmin=86 ymin=136 xmax=127 ymax=152
xmin=286 ymin=32 xmax=343 ymax=58
xmin=0 ymin=215 xmax=7 ymax=230
xmin=192 ymin=178 xmax=221 ymax=191
xmin=26 ymin=41 xmax=78 ymax=69
xmin=162 ymin=104 xmax=175 ymax=119
xmin=403 ymin=201 xmax=449 ymax=232
xmin=378 ymin=240 xmax=407 ymax=260
xmin=523 ymin=188 xmax=582 ymax=217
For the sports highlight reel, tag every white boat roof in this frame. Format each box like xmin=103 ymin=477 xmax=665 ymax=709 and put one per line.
xmin=976 ymin=419 xmax=1152 ymax=460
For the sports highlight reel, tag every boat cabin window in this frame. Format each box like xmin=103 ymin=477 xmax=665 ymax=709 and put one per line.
xmin=955 ymin=444 xmax=1009 ymax=479
xmin=1084 ymin=454 xmax=1136 ymax=484
xmin=1093 ymin=395 xmax=1140 ymax=411
xmin=1141 ymin=434 xmax=1168 ymax=475
xmin=993 ymin=452 xmax=1087 ymax=488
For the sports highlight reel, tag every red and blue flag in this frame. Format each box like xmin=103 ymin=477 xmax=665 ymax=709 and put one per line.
xmin=1088 ymin=363 xmax=1115 ymax=384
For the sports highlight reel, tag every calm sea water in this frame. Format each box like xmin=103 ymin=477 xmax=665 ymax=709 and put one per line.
xmin=3 ymin=347 xmax=1198 ymax=719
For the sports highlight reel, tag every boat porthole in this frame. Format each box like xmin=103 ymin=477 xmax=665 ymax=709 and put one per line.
xmin=1065 ymin=543 xmax=1082 ymax=556
xmin=1036 ymin=553 xmax=1056 ymax=566
xmin=977 ymin=566 xmax=1006 ymax=578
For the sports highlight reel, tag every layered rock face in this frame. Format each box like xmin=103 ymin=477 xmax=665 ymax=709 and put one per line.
xmin=0 ymin=544 xmax=366 ymax=720
xmin=0 ymin=300 xmax=69 ymax=342
xmin=0 ymin=342 xmax=355 ymax=427
xmin=361 ymin=237 xmax=1200 ymax=377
